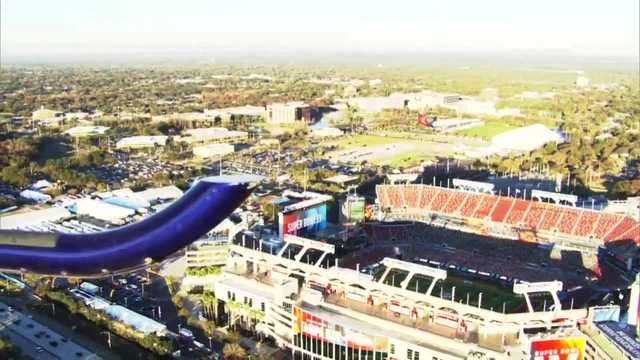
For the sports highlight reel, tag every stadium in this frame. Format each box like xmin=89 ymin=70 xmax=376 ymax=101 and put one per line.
xmin=362 ymin=183 xmax=640 ymax=297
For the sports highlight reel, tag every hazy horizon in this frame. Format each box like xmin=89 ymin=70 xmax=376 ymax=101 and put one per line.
xmin=1 ymin=0 xmax=638 ymax=67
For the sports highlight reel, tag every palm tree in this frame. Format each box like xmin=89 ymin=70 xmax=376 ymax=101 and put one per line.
xmin=201 ymin=291 xmax=218 ymax=322
xmin=224 ymin=301 xmax=241 ymax=330
xmin=222 ymin=342 xmax=246 ymax=360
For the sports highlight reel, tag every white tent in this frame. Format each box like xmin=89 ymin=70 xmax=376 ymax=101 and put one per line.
xmin=492 ymin=124 xmax=565 ymax=153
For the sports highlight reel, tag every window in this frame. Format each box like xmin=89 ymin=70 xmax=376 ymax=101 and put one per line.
xmin=414 ymin=351 xmax=419 ymax=360
xmin=261 ymin=302 xmax=266 ymax=312
xmin=227 ymin=291 xmax=231 ymax=300
xmin=390 ymin=344 xmax=395 ymax=355
xmin=407 ymin=349 xmax=413 ymax=360
xmin=244 ymin=296 xmax=248 ymax=304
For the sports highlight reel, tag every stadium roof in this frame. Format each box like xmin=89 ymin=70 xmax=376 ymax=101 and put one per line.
xmin=116 ymin=136 xmax=168 ymax=149
xmin=64 ymin=126 xmax=109 ymax=137
xmin=0 ymin=207 xmax=72 ymax=230
xmin=492 ymin=124 xmax=565 ymax=152
xmin=324 ymin=174 xmax=359 ymax=185
xmin=135 ymin=186 xmax=183 ymax=203
xmin=73 ymin=198 xmax=135 ymax=222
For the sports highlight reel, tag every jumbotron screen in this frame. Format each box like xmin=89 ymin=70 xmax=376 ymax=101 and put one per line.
xmin=279 ymin=204 xmax=327 ymax=238
xmin=530 ymin=337 xmax=585 ymax=360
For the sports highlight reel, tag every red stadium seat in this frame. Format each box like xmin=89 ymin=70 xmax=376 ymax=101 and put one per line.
xmin=592 ymin=213 xmax=623 ymax=240
xmin=430 ymin=190 xmax=452 ymax=212
xmin=573 ymin=210 xmax=599 ymax=237
xmin=419 ymin=187 xmax=438 ymax=209
xmin=605 ymin=217 xmax=637 ymax=242
xmin=460 ymin=193 xmax=482 ymax=217
xmin=556 ymin=208 xmax=580 ymax=234
xmin=505 ymin=200 xmax=531 ymax=225
xmin=403 ymin=185 xmax=421 ymax=209
xmin=386 ymin=186 xmax=404 ymax=208
xmin=443 ymin=192 xmax=468 ymax=214
xmin=523 ymin=203 xmax=546 ymax=229
xmin=473 ymin=195 xmax=498 ymax=219
xmin=538 ymin=207 xmax=562 ymax=231
xmin=491 ymin=198 xmax=514 ymax=222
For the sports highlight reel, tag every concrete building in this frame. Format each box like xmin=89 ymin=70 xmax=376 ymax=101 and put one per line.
xmin=406 ymin=91 xmax=461 ymax=110
xmin=266 ymin=102 xmax=312 ymax=124
xmin=115 ymin=136 xmax=168 ymax=150
xmin=185 ymin=217 xmax=246 ymax=268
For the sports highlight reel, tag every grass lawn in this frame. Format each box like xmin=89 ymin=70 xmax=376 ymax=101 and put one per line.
xmin=453 ymin=122 xmax=513 ymax=140
xmin=434 ymin=274 xmax=526 ymax=313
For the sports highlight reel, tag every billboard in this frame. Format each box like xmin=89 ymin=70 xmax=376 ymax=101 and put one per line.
xmin=530 ymin=338 xmax=585 ymax=360
xmin=340 ymin=196 xmax=365 ymax=224
xmin=279 ymin=204 xmax=327 ymax=239
xmin=293 ymin=306 xmax=387 ymax=351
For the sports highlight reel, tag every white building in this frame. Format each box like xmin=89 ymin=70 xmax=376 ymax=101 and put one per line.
xmin=266 ymin=102 xmax=310 ymax=124
xmin=576 ymin=76 xmax=592 ymax=88
xmin=193 ymin=143 xmax=235 ymax=158
xmin=116 ymin=136 xmax=168 ymax=150
xmin=405 ymin=91 xmax=461 ymax=110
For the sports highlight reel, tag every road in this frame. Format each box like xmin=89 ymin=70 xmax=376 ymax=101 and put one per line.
xmin=0 ymin=301 xmax=100 ymax=360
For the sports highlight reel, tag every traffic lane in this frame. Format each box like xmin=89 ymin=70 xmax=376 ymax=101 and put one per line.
xmin=1 ymin=327 xmax=58 ymax=360
xmin=0 ymin=303 xmax=95 ymax=360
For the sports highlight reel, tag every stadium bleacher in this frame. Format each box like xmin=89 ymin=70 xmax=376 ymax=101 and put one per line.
xmin=376 ymin=184 xmax=640 ymax=244
xmin=491 ymin=198 xmax=514 ymax=223
xmin=505 ymin=199 xmax=530 ymax=225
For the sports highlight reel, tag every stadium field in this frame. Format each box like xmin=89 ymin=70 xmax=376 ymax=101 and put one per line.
xmin=453 ymin=121 xmax=513 ymax=139
xmin=433 ymin=273 xmax=527 ymax=313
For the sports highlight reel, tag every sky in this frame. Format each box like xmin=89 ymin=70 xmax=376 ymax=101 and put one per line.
xmin=1 ymin=0 xmax=638 ymax=62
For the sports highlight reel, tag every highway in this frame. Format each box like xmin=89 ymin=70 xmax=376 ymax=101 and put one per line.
xmin=0 ymin=301 xmax=100 ymax=359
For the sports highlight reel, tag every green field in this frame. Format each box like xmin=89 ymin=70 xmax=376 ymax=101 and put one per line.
xmin=326 ymin=134 xmax=411 ymax=149
xmin=432 ymin=275 xmax=526 ymax=313
xmin=453 ymin=122 xmax=513 ymax=140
